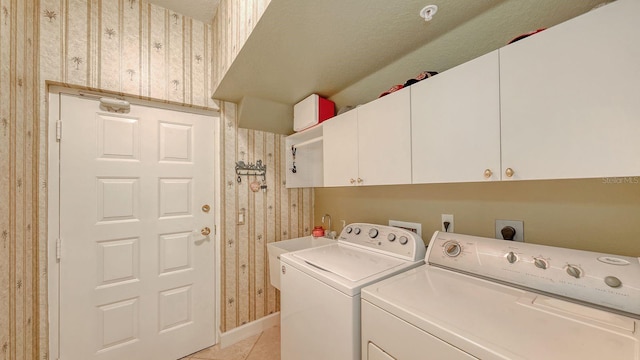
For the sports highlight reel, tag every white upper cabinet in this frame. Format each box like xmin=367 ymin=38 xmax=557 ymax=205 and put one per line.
xmin=411 ymin=51 xmax=501 ymax=183
xmin=323 ymin=88 xmax=412 ymax=187
xmin=357 ymin=88 xmax=412 ymax=186
xmin=323 ymin=109 xmax=359 ymax=187
xmin=499 ymin=0 xmax=640 ymax=181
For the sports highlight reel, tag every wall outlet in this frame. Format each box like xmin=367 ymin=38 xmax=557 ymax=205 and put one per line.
xmin=441 ymin=214 xmax=454 ymax=233
xmin=495 ymin=219 xmax=524 ymax=241
xmin=389 ymin=220 xmax=422 ymax=237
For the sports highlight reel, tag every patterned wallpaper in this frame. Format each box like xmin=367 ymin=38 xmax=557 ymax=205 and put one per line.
xmin=219 ymin=101 xmax=313 ymax=332
xmin=0 ymin=0 xmax=41 ymax=359
xmin=212 ymin=0 xmax=271 ymax=92
xmin=40 ymin=0 xmax=216 ymax=108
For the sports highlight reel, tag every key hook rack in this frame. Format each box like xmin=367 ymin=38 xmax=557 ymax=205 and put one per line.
xmin=235 ymin=160 xmax=267 ymax=183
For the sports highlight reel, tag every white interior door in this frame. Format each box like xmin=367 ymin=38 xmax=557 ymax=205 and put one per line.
xmin=58 ymin=94 xmax=216 ymax=360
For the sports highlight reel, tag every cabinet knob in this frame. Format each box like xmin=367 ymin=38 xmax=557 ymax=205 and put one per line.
xmin=349 ymin=178 xmax=356 ymax=184
xmin=357 ymin=178 xmax=363 ymax=184
xmin=505 ymin=168 xmax=515 ymax=178
xmin=483 ymin=169 xmax=493 ymax=178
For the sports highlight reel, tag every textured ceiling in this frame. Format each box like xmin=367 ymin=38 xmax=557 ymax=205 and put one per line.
xmin=212 ymin=0 xmax=608 ymax=133
xmin=148 ymin=0 xmax=219 ymax=23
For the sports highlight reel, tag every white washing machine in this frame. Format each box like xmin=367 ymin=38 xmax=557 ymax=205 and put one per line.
xmin=362 ymin=231 xmax=640 ymax=360
xmin=280 ymin=223 xmax=426 ymax=360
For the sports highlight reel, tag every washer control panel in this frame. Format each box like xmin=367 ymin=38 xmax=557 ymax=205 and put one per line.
xmin=427 ymin=231 xmax=640 ymax=316
xmin=339 ymin=223 xmax=426 ymax=261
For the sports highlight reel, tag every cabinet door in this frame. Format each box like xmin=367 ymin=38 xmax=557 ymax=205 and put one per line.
xmin=500 ymin=0 xmax=640 ymax=180
xmin=357 ymin=88 xmax=412 ymax=186
xmin=323 ymin=110 xmax=359 ymax=187
xmin=411 ymin=51 xmax=501 ymax=183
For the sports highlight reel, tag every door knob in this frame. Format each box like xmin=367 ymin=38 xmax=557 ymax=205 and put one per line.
xmin=201 ymin=204 xmax=210 ymax=213
xmin=201 ymin=227 xmax=211 ymax=236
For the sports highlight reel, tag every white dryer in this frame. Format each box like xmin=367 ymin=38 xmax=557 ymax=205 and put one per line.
xmin=280 ymin=223 xmax=426 ymax=360
xmin=362 ymin=231 xmax=640 ymax=359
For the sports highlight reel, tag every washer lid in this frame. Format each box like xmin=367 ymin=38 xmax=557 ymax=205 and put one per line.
xmin=291 ymin=243 xmax=405 ymax=282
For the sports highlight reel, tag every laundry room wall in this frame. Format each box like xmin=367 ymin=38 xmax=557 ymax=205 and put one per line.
xmin=219 ymin=101 xmax=313 ymax=333
xmin=315 ymin=179 xmax=640 ymax=257
xmin=211 ymin=0 xmax=271 ymax=91
xmin=0 ymin=0 xmax=40 ymax=359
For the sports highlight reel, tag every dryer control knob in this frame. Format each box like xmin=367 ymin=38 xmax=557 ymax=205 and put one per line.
xmin=444 ymin=241 xmax=461 ymax=257
xmin=534 ymin=257 xmax=548 ymax=269
xmin=604 ymin=276 xmax=622 ymax=288
xmin=368 ymin=228 xmax=379 ymax=238
xmin=354 ymin=227 xmax=361 ymax=235
xmin=387 ymin=233 xmax=396 ymax=242
xmin=566 ymin=265 xmax=582 ymax=279
xmin=399 ymin=236 xmax=409 ymax=245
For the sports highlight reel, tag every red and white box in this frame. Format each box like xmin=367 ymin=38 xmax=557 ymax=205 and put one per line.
xmin=293 ymin=94 xmax=335 ymax=132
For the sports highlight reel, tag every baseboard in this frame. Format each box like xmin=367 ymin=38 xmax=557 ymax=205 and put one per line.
xmin=220 ymin=312 xmax=280 ymax=348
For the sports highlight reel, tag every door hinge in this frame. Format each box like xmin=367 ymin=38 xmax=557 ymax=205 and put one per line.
xmin=56 ymin=120 xmax=62 ymax=141
xmin=214 ymin=225 xmax=217 ymax=235
xmin=56 ymin=238 xmax=62 ymax=261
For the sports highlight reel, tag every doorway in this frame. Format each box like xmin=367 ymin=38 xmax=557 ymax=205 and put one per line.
xmin=48 ymin=90 xmax=219 ymax=360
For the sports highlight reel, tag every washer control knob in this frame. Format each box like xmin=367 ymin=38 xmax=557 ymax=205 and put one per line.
xmin=534 ymin=257 xmax=548 ymax=270
xmin=506 ymin=252 xmax=517 ymax=264
xmin=387 ymin=233 xmax=396 ymax=242
xmin=444 ymin=241 xmax=461 ymax=257
xmin=345 ymin=227 xmax=352 ymax=234
xmin=566 ymin=265 xmax=582 ymax=279
xmin=604 ymin=276 xmax=622 ymax=288
xmin=354 ymin=227 xmax=361 ymax=235
xmin=369 ymin=228 xmax=379 ymax=239
xmin=399 ymin=236 xmax=409 ymax=245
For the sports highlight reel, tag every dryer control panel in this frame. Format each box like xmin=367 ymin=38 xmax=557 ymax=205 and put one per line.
xmin=426 ymin=231 xmax=640 ymax=317
xmin=338 ymin=223 xmax=426 ymax=261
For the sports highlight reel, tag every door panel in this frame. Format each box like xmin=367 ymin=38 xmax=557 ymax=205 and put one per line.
xmin=59 ymin=94 xmax=216 ymax=360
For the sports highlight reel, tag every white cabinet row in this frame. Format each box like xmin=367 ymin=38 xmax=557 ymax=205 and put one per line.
xmin=286 ymin=0 xmax=640 ymax=188
xmin=323 ymin=89 xmax=412 ymax=187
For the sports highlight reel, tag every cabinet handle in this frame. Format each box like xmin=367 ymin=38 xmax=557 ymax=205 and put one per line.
xmin=483 ymin=169 xmax=493 ymax=178
xmin=357 ymin=178 xmax=363 ymax=184
xmin=505 ymin=168 xmax=515 ymax=178
xmin=349 ymin=178 xmax=356 ymax=184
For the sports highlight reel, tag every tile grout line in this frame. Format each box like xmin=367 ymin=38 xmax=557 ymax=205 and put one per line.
xmin=244 ymin=330 xmax=265 ymax=360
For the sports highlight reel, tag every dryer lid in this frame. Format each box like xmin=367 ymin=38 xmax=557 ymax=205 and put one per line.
xmin=291 ymin=243 xmax=405 ymax=282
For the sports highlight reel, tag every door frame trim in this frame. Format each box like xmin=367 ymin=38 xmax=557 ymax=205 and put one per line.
xmin=46 ymin=85 xmax=222 ymax=359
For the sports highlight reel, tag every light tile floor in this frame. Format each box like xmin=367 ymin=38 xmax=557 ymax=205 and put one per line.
xmin=180 ymin=325 xmax=280 ymax=360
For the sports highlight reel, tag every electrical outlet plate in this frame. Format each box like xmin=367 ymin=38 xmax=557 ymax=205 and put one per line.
xmin=389 ymin=220 xmax=422 ymax=237
xmin=495 ymin=219 xmax=524 ymax=242
xmin=441 ymin=214 xmax=454 ymax=233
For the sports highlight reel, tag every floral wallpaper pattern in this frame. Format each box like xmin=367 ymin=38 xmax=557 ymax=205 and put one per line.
xmin=0 ymin=0 xmax=40 ymax=359
xmin=212 ymin=0 xmax=271 ymax=92
xmin=40 ymin=0 xmax=216 ymax=108
xmin=219 ymin=102 xmax=313 ymax=332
